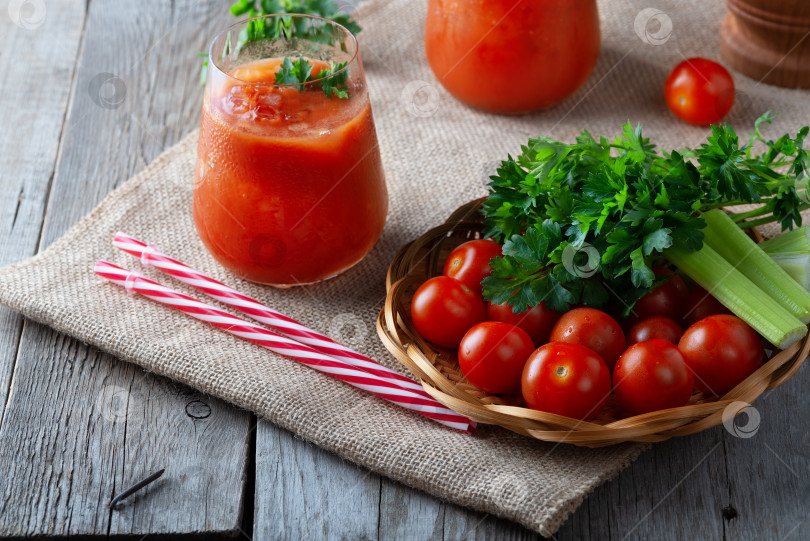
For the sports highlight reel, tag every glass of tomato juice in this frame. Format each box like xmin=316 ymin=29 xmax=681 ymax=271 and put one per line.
xmin=195 ymin=15 xmax=388 ymax=286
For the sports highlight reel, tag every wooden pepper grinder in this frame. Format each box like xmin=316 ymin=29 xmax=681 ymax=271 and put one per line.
xmin=721 ymin=0 xmax=810 ymax=88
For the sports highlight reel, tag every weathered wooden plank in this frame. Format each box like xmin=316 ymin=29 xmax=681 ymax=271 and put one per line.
xmin=0 ymin=326 xmax=250 ymax=535
xmin=372 ymin=378 xmax=785 ymax=541
xmin=0 ymin=0 xmax=251 ymax=536
xmin=442 ymin=505 xmax=538 ymax=540
xmin=724 ymin=367 xmax=810 ymax=541
xmin=379 ymin=479 xmax=444 ymax=541
xmin=257 ymin=417 xmax=729 ymax=540
xmin=0 ymin=330 xmax=122 ymax=534
xmin=0 ymin=0 xmax=85 ymax=424
xmin=38 ymin=0 xmax=225 ymax=238
xmin=253 ymin=420 xmax=381 ymax=539
xmin=375 ymin=429 xmax=728 ymax=541
xmin=378 ymin=479 xmax=540 ymax=541
xmin=373 ymin=430 xmax=726 ymax=541
xmin=554 ymin=429 xmax=728 ymax=541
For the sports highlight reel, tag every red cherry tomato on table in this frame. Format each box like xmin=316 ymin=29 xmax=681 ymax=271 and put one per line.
xmin=443 ymin=239 xmax=503 ymax=296
xmin=664 ymin=58 xmax=735 ymax=126
xmin=521 ymin=342 xmax=611 ymax=420
xmin=631 ymin=267 xmax=688 ymax=322
xmin=458 ymin=322 xmax=536 ymax=394
xmin=613 ymin=339 xmax=695 ymax=414
xmin=550 ymin=308 xmax=627 ymax=370
xmin=410 ymin=276 xmax=486 ymax=348
xmin=486 ymin=300 xmax=561 ymax=347
xmin=682 ymin=286 xmax=731 ymax=328
xmin=678 ymin=315 xmax=764 ymax=396
xmin=627 ymin=316 xmax=684 ymax=346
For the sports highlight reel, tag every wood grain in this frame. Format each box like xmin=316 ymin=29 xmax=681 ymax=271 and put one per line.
xmin=442 ymin=505 xmax=538 ymax=540
xmin=0 ymin=331 xmax=123 ymax=535
xmin=379 ymin=480 xmax=444 ymax=540
xmin=0 ymin=0 xmax=250 ymax=536
xmin=253 ymin=420 xmax=381 ymax=539
xmin=373 ymin=432 xmax=730 ymax=541
xmin=0 ymin=0 xmax=85 ymax=426
xmin=721 ymin=0 xmax=810 ymax=88
xmin=0 ymin=327 xmax=250 ymax=535
xmin=724 ymin=366 xmax=810 ymax=540
xmin=378 ymin=480 xmax=541 ymax=541
xmin=556 ymin=430 xmax=729 ymax=540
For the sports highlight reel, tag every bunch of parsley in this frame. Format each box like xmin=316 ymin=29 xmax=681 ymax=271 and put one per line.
xmin=481 ymin=113 xmax=810 ymax=315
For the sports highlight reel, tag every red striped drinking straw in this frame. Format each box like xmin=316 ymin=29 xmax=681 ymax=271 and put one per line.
xmin=94 ymin=260 xmax=473 ymax=432
xmin=112 ymin=232 xmax=443 ymax=403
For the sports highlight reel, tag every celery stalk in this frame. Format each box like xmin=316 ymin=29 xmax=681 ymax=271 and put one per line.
xmin=664 ymin=242 xmax=806 ymax=349
xmin=701 ymin=209 xmax=810 ymax=324
xmin=758 ymin=227 xmax=810 ymax=290
xmin=767 ymin=252 xmax=810 ymax=290
xmin=758 ymin=226 xmax=810 ymax=254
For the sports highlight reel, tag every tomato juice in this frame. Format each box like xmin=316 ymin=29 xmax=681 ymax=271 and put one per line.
xmin=425 ymin=0 xmax=601 ymax=113
xmin=194 ymin=56 xmax=387 ymax=286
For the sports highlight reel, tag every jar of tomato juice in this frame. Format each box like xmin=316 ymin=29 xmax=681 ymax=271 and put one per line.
xmin=425 ymin=0 xmax=601 ymax=113
xmin=195 ymin=15 xmax=388 ymax=286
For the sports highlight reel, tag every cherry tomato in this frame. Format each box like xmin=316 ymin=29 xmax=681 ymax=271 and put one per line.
xmin=521 ymin=342 xmax=611 ymax=420
xmin=678 ymin=315 xmax=764 ymax=396
xmin=486 ymin=300 xmax=561 ymax=347
xmin=550 ymin=308 xmax=626 ymax=370
xmin=664 ymin=58 xmax=735 ymax=126
xmin=627 ymin=316 xmax=684 ymax=346
xmin=411 ymin=276 xmax=486 ymax=348
xmin=613 ymin=339 xmax=695 ymax=414
xmin=632 ymin=267 xmax=688 ymax=322
xmin=443 ymin=239 xmax=503 ymax=296
xmin=458 ymin=322 xmax=536 ymax=394
xmin=682 ymin=286 xmax=731 ymax=328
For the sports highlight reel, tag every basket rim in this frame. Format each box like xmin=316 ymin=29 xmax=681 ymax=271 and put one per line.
xmin=376 ymin=198 xmax=810 ymax=447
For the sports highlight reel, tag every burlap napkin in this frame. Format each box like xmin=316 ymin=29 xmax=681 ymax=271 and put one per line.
xmin=1 ymin=0 xmax=807 ymax=535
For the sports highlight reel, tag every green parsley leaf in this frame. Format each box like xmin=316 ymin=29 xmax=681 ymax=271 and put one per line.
xmin=274 ymin=56 xmax=312 ymax=89
xmin=481 ymin=118 xmax=810 ymax=314
xmin=318 ymin=62 xmax=350 ymax=99
xmin=201 ymin=0 xmax=361 ymax=86
xmin=267 ymin=57 xmax=351 ymax=98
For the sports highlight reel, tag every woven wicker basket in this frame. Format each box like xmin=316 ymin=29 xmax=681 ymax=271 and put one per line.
xmin=377 ymin=199 xmax=810 ymax=447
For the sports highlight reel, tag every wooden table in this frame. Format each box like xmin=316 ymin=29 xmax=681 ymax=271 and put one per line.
xmin=1 ymin=1 xmax=807 ymax=539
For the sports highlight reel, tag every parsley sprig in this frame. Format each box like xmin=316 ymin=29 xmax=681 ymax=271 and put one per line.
xmin=200 ymin=0 xmax=361 ymax=88
xmin=274 ymin=57 xmax=350 ymax=98
xmin=230 ymin=0 xmax=361 ymax=40
xmin=481 ymin=113 xmax=810 ymax=315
